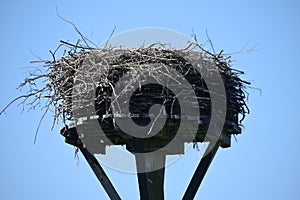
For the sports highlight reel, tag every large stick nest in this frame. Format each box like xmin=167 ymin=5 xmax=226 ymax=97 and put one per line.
xmin=1 ymin=41 xmax=250 ymax=139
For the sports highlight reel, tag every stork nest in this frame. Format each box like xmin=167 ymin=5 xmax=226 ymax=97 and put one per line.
xmin=1 ymin=41 xmax=250 ymax=139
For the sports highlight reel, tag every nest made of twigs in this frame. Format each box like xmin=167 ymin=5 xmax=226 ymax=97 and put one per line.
xmin=1 ymin=41 xmax=250 ymax=140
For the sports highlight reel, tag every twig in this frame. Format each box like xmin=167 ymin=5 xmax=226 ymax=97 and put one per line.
xmin=60 ymin=40 xmax=94 ymax=50
xmin=1 ymin=94 xmax=36 ymax=115
xmin=223 ymin=42 xmax=261 ymax=56
xmin=56 ymin=7 xmax=97 ymax=48
xmin=104 ymin=26 xmax=116 ymax=48
xmin=33 ymin=101 xmax=51 ymax=144
xmin=205 ymin=29 xmax=216 ymax=54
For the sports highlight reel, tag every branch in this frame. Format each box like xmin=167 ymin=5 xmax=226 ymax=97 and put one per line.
xmin=56 ymin=7 xmax=97 ymax=48
xmin=1 ymin=94 xmax=37 ymax=115
xmin=205 ymin=29 xmax=216 ymax=54
xmin=33 ymin=101 xmax=51 ymax=144
xmin=104 ymin=26 xmax=116 ymax=48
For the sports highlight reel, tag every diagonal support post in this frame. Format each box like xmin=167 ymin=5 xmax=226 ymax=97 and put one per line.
xmin=60 ymin=127 xmax=121 ymax=200
xmin=79 ymin=146 xmax=122 ymax=200
xmin=182 ymin=142 xmax=220 ymax=200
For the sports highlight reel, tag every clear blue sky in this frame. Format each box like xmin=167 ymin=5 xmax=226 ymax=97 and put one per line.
xmin=1 ymin=0 xmax=300 ymax=199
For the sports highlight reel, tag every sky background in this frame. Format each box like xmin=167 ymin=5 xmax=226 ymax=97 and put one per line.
xmin=1 ymin=0 xmax=300 ymax=199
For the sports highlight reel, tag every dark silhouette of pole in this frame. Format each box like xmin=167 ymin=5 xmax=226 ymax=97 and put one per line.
xmin=79 ymin=146 xmax=122 ymax=200
xmin=182 ymin=142 xmax=220 ymax=200
xmin=133 ymin=138 xmax=166 ymax=200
